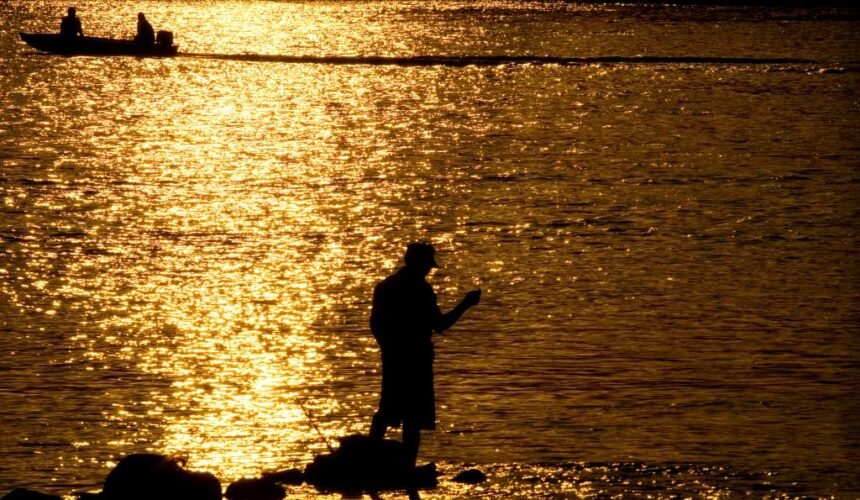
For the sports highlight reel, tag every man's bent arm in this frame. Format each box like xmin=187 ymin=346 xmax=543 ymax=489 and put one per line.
xmin=434 ymin=289 xmax=481 ymax=332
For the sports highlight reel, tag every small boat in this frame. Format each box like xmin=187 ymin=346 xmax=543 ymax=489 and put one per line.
xmin=19 ymin=31 xmax=178 ymax=57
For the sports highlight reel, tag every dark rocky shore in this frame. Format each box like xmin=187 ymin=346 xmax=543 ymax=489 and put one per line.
xmin=1 ymin=435 xmax=486 ymax=500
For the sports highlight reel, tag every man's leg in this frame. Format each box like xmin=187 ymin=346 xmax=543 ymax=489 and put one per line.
xmin=369 ymin=411 xmax=387 ymax=440
xmin=402 ymin=419 xmax=420 ymax=467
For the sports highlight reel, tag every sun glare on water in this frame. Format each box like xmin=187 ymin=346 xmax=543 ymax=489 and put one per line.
xmin=71 ymin=54 xmax=393 ymax=479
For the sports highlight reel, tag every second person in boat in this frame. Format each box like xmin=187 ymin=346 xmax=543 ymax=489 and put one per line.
xmin=59 ymin=6 xmax=84 ymax=39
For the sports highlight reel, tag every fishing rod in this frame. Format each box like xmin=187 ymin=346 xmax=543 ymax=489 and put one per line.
xmin=298 ymin=399 xmax=335 ymax=454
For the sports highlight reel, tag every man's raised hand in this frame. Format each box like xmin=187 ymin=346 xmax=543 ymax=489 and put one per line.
xmin=464 ymin=289 xmax=481 ymax=308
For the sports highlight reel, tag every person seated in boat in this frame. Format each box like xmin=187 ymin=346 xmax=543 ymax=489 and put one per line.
xmin=134 ymin=12 xmax=155 ymax=46
xmin=59 ymin=7 xmax=83 ymax=39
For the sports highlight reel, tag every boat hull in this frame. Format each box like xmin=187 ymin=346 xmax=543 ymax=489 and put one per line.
xmin=20 ymin=32 xmax=178 ymax=57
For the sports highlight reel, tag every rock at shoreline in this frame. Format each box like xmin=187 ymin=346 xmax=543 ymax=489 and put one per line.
xmin=304 ymin=434 xmax=438 ymax=493
xmin=4 ymin=443 xmax=463 ymax=498
xmin=225 ymin=477 xmax=285 ymax=500
xmin=101 ymin=453 xmax=220 ymax=500
xmin=452 ymin=468 xmax=487 ymax=484
xmin=1 ymin=489 xmax=61 ymax=500
xmin=261 ymin=468 xmax=304 ymax=485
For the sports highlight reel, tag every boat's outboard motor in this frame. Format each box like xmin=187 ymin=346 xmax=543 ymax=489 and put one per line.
xmin=156 ymin=30 xmax=173 ymax=46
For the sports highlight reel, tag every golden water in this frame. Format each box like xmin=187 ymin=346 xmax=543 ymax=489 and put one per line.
xmin=1 ymin=1 xmax=859 ymax=497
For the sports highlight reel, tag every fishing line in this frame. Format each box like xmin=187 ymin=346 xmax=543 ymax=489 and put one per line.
xmin=298 ymin=399 xmax=335 ymax=454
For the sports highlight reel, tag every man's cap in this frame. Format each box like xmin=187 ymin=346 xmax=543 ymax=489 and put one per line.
xmin=404 ymin=242 xmax=438 ymax=268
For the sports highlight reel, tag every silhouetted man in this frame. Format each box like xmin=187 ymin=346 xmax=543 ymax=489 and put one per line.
xmin=369 ymin=243 xmax=481 ymax=467
xmin=59 ymin=7 xmax=83 ymax=39
xmin=135 ymin=13 xmax=155 ymax=46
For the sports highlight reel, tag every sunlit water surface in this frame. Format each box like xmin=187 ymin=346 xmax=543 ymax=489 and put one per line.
xmin=1 ymin=1 xmax=859 ymax=498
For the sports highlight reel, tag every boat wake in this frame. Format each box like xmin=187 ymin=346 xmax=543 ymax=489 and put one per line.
xmin=181 ymin=52 xmax=857 ymax=72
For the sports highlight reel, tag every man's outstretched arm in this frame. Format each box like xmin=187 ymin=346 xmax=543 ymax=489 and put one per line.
xmin=434 ymin=289 xmax=481 ymax=332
